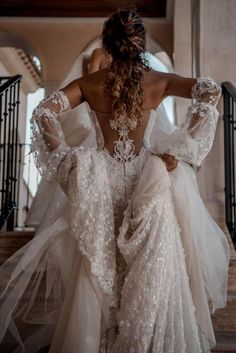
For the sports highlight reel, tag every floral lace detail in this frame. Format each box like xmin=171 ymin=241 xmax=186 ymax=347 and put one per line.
xmin=102 ymin=147 xmax=147 ymax=229
xmin=165 ymin=77 xmax=222 ymax=166
xmin=29 ymin=85 xmax=212 ymax=352
xmin=30 ymin=90 xmax=71 ymax=179
xmin=191 ymin=76 xmax=221 ymax=105
xmin=110 ymin=116 xmax=138 ymax=163
xmin=59 ymin=148 xmax=118 ymax=302
xmin=110 ymin=156 xmax=202 ymax=353
xmin=110 ymin=116 xmax=138 ymax=131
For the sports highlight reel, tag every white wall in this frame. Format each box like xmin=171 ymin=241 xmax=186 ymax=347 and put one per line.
xmin=173 ymin=0 xmax=192 ymax=125
xmin=197 ymin=0 xmax=236 ymax=222
xmin=173 ymin=0 xmax=236 ymax=222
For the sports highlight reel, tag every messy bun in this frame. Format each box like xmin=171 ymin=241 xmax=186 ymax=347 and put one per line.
xmin=102 ymin=9 xmax=149 ymax=125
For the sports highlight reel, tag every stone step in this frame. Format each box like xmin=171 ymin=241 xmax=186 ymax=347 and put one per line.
xmin=212 ymin=258 xmax=236 ymax=333
xmin=0 ymin=228 xmax=236 ymax=353
xmin=212 ymin=294 xmax=236 ymax=333
xmin=228 ymin=259 xmax=236 ymax=294
xmin=211 ymin=224 xmax=236 ymax=352
xmin=212 ymin=332 xmax=236 ymax=352
xmin=0 ymin=230 xmax=35 ymax=264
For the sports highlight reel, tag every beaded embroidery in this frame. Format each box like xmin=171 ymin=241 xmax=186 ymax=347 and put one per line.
xmin=30 ymin=77 xmax=222 ymax=353
xmin=30 ymin=90 xmax=71 ymax=180
xmin=110 ymin=116 xmax=138 ymax=163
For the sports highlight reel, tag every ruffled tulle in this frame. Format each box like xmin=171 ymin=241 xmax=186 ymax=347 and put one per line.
xmin=0 ymin=151 xmax=230 ymax=353
xmin=170 ymin=162 xmax=230 ymax=313
xmin=0 ymin=76 xmax=230 ymax=352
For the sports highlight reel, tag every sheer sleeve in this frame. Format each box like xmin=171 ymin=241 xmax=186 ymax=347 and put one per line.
xmin=31 ymin=90 xmax=72 ymax=180
xmin=166 ymin=77 xmax=222 ymax=166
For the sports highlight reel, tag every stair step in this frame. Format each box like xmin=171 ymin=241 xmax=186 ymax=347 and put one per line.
xmin=212 ymin=258 xmax=236 ymax=332
xmin=212 ymin=332 xmax=236 ymax=352
xmin=228 ymin=259 xmax=236 ymax=294
xmin=0 ymin=231 xmax=35 ymax=264
xmin=211 ymin=231 xmax=236 ymax=333
xmin=0 ymin=226 xmax=235 ymax=352
xmin=212 ymin=294 xmax=236 ymax=332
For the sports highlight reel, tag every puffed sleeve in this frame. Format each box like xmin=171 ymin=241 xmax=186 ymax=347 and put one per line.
xmin=30 ymin=90 xmax=72 ymax=180
xmin=166 ymin=77 xmax=222 ymax=166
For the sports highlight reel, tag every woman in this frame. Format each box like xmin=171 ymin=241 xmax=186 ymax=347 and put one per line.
xmin=0 ymin=9 xmax=230 ymax=353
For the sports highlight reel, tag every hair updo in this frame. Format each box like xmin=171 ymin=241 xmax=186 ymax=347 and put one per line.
xmin=102 ymin=9 xmax=146 ymax=61
xmin=102 ymin=9 xmax=149 ymax=125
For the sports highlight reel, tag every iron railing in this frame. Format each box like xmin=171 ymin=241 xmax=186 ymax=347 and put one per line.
xmin=222 ymin=81 xmax=236 ymax=248
xmin=0 ymin=75 xmax=22 ymax=230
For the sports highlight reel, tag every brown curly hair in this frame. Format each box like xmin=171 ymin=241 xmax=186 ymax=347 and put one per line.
xmin=102 ymin=9 xmax=149 ymax=125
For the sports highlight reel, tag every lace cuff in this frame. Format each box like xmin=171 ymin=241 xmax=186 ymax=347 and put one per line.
xmin=31 ymin=90 xmax=71 ymax=180
xmin=167 ymin=77 xmax=222 ymax=166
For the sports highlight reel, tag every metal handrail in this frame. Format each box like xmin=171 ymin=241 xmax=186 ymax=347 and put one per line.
xmin=0 ymin=75 xmax=22 ymax=230
xmin=222 ymin=81 xmax=236 ymax=101
xmin=0 ymin=75 xmax=22 ymax=94
xmin=222 ymin=81 xmax=236 ymax=248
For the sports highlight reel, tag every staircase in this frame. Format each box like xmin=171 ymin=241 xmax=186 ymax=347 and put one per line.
xmin=0 ymin=227 xmax=236 ymax=353
xmin=0 ymin=231 xmax=35 ymax=265
xmin=212 ymin=226 xmax=236 ymax=353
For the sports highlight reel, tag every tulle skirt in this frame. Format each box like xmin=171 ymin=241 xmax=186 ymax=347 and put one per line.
xmin=0 ymin=151 xmax=230 ymax=353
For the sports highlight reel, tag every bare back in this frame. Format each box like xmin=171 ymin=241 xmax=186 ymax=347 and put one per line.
xmin=62 ymin=68 xmax=196 ymax=156
xmin=77 ymin=69 xmax=167 ymax=155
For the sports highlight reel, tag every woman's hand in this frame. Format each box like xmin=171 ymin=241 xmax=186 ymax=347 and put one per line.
xmin=160 ymin=153 xmax=178 ymax=171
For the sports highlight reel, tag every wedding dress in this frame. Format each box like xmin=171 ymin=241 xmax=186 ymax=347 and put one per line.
xmin=0 ymin=77 xmax=230 ymax=353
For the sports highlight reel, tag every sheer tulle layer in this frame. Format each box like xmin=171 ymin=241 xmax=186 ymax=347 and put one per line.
xmin=0 ymin=74 xmax=229 ymax=353
xmin=114 ymin=155 xmax=205 ymax=352
xmin=0 ymin=217 xmax=71 ymax=352
xmin=0 ymin=150 xmax=230 ymax=353
xmin=170 ymin=162 xmax=230 ymax=313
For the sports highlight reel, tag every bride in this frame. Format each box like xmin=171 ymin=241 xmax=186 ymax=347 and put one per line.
xmin=0 ymin=8 xmax=230 ymax=353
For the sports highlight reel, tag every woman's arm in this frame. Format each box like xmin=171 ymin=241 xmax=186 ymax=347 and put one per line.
xmin=31 ymin=79 xmax=83 ymax=178
xmin=33 ymin=79 xmax=83 ymax=151
xmin=160 ymin=74 xmax=222 ymax=166
xmin=163 ymin=73 xmax=197 ymax=99
xmin=162 ymin=72 xmax=221 ymax=105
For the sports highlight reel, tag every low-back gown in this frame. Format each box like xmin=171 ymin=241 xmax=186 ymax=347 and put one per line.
xmin=0 ymin=77 xmax=230 ymax=353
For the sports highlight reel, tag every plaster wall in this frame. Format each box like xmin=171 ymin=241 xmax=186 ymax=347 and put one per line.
xmin=173 ymin=0 xmax=236 ymax=222
xmin=173 ymin=0 xmax=192 ymax=125
xmin=197 ymin=0 xmax=236 ymax=221
xmin=0 ymin=17 xmax=173 ymax=88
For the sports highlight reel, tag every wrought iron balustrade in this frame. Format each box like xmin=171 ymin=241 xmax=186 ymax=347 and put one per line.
xmin=0 ymin=75 xmax=22 ymax=230
xmin=223 ymin=81 xmax=236 ymax=248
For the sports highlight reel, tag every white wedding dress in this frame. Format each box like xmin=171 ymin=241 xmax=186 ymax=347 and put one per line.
xmin=0 ymin=77 xmax=230 ymax=353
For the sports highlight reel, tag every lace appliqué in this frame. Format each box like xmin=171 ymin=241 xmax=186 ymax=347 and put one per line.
xmin=110 ymin=116 xmax=138 ymax=163
xmin=103 ymin=147 xmax=147 ymax=229
xmin=166 ymin=77 xmax=222 ymax=166
xmin=111 ymin=156 xmax=202 ymax=353
xmin=191 ymin=76 xmax=221 ymax=105
xmin=97 ymin=155 xmax=206 ymax=352
xmin=60 ymin=148 xmax=118 ymax=303
xmin=31 ymin=90 xmax=71 ymax=180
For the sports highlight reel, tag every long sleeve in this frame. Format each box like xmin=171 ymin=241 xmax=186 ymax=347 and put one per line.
xmin=31 ymin=90 xmax=72 ymax=180
xmin=166 ymin=77 xmax=222 ymax=166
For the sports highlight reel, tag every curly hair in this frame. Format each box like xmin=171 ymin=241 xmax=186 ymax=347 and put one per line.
xmin=102 ymin=9 xmax=149 ymax=126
